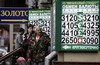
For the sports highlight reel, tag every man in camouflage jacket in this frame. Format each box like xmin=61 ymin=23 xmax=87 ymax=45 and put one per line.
xmin=29 ymin=26 xmax=50 ymax=65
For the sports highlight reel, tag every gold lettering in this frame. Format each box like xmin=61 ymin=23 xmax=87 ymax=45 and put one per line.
xmin=20 ymin=11 xmax=24 ymax=16
xmin=24 ymin=11 xmax=28 ymax=16
xmin=11 ymin=10 xmax=16 ymax=16
xmin=0 ymin=10 xmax=28 ymax=16
xmin=15 ymin=10 xmax=20 ymax=16
xmin=5 ymin=10 xmax=10 ymax=16
xmin=0 ymin=10 xmax=5 ymax=16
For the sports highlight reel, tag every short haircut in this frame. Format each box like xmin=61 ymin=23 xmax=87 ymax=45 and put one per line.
xmin=27 ymin=24 xmax=33 ymax=29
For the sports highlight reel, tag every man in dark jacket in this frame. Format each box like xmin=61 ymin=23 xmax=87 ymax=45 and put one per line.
xmin=22 ymin=24 xmax=35 ymax=60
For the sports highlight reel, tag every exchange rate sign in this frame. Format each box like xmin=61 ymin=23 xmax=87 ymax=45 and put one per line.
xmin=29 ymin=10 xmax=51 ymax=37
xmin=56 ymin=0 xmax=99 ymax=51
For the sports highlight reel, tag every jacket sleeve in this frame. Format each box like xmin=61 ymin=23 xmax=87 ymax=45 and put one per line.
xmin=44 ymin=33 xmax=51 ymax=46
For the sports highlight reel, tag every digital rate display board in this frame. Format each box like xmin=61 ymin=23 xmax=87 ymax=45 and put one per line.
xmin=55 ymin=0 xmax=99 ymax=51
xmin=29 ymin=10 xmax=51 ymax=37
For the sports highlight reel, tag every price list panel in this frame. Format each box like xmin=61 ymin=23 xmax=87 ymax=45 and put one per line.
xmin=61 ymin=1 xmax=99 ymax=51
xmin=29 ymin=10 xmax=51 ymax=37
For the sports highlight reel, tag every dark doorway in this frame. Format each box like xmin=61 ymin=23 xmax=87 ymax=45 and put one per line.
xmin=4 ymin=0 xmax=26 ymax=7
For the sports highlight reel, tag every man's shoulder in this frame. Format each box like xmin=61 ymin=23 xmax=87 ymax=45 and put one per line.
xmin=16 ymin=33 xmax=20 ymax=37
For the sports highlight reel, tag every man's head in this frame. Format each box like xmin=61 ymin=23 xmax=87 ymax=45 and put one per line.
xmin=34 ymin=26 xmax=41 ymax=35
xmin=19 ymin=28 xmax=25 ymax=35
xmin=27 ymin=24 xmax=33 ymax=33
